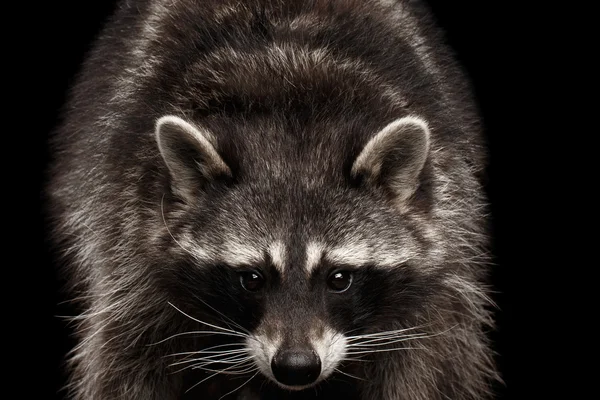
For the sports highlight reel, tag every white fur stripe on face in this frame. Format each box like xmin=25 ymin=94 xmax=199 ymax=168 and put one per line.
xmin=305 ymin=240 xmax=413 ymax=273
xmin=218 ymin=241 xmax=287 ymax=272
xmin=328 ymin=242 xmax=412 ymax=268
xmin=268 ymin=241 xmax=286 ymax=273
xmin=327 ymin=241 xmax=372 ymax=266
xmin=220 ymin=242 xmax=264 ymax=266
xmin=305 ymin=241 xmax=325 ymax=274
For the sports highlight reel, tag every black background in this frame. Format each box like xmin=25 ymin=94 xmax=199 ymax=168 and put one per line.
xmin=25 ymin=1 xmax=542 ymax=398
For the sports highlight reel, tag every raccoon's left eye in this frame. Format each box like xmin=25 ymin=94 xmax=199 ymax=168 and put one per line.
xmin=327 ymin=271 xmax=353 ymax=293
xmin=239 ymin=271 xmax=265 ymax=292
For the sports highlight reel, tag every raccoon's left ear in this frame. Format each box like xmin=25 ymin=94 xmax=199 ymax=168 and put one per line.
xmin=351 ymin=116 xmax=430 ymax=208
xmin=155 ymin=115 xmax=232 ymax=202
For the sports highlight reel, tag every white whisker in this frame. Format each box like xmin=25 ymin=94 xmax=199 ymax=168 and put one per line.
xmin=191 ymin=295 xmax=251 ymax=336
xmin=347 ymin=335 xmax=429 ymax=348
xmin=193 ymin=363 xmax=257 ymax=375
xmin=218 ymin=371 xmax=260 ymax=400
xmin=347 ymin=332 xmax=428 ymax=345
xmin=149 ymin=330 xmax=246 ymax=346
xmin=170 ymin=358 xmax=254 ymax=375
xmin=344 ymin=325 xmax=458 ymax=355
xmin=185 ymin=361 xmax=257 ymax=394
xmin=334 ymin=368 xmax=365 ymax=381
xmin=170 ymin=354 xmax=252 ymax=368
xmin=341 ymin=357 xmax=372 ymax=363
xmin=168 ymin=302 xmax=248 ymax=337
xmin=164 ymin=342 xmax=246 ymax=358
xmin=345 ymin=325 xmax=425 ymax=340
xmin=167 ymin=349 xmax=247 ymax=357
xmin=345 ymin=346 xmax=425 ymax=355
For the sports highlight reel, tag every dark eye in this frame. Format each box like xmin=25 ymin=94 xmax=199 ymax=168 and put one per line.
xmin=239 ymin=271 xmax=265 ymax=292
xmin=327 ymin=271 xmax=353 ymax=292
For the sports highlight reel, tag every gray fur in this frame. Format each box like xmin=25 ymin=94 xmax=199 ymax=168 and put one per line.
xmin=47 ymin=0 xmax=499 ymax=399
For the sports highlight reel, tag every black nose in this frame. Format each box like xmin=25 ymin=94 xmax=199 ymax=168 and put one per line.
xmin=271 ymin=349 xmax=321 ymax=386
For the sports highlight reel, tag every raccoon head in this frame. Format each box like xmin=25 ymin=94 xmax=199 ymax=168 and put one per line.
xmin=155 ymin=114 xmax=433 ymax=390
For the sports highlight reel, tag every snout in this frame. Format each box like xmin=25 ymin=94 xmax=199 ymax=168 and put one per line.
xmin=271 ymin=348 xmax=322 ymax=387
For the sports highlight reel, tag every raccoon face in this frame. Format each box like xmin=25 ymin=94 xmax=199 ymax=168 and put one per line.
xmin=155 ymin=114 xmax=433 ymax=390
xmin=239 ymin=256 xmax=433 ymax=390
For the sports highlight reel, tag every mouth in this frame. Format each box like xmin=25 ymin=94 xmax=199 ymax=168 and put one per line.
xmin=272 ymin=381 xmax=320 ymax=391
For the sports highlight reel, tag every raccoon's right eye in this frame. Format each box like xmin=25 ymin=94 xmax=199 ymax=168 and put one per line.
xmin=239 ymin=271 xmax=265 ymax=292
xmin=327 ymin=270 xmax=354 ymax=293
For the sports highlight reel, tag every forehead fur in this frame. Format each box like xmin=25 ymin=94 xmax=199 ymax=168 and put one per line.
xmin=169 ymin=181 xmax=430 ymax=274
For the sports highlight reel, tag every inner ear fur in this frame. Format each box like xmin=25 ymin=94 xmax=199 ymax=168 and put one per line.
xmin=155 ymin=115 xmax=231 ymax=202
xmin=351 ymin=116 xmax=431 ymax=207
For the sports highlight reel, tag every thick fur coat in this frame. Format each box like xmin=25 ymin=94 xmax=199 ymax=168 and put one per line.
xmin=47 ymin=0 xmax=499 ymax=399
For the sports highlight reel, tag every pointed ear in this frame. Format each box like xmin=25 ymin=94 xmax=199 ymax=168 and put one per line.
xmin=155 ymin=115 xmax=231 ymax=202
xmin=351 ymin=116 xmax=430 ymax=208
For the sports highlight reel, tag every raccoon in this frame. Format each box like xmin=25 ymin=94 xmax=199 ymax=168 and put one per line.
xmin=47 ymin=0 xmax=499 ymax=399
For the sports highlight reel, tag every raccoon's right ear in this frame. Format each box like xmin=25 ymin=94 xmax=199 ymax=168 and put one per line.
xmin=155 ymin=115 xmax=232 ymax=202
xmin=351 ymin=116 xmax=430 ymax=210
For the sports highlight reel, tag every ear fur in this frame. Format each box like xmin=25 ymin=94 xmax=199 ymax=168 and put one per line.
xmin=351 ymin=116 xmax=430 ymax=207
xmin=155 ymin=115 xmax=231 ymax=202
